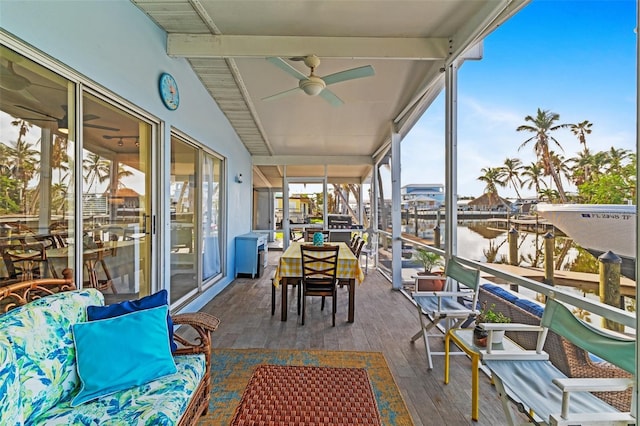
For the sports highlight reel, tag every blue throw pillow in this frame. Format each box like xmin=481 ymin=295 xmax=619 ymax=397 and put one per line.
xmin=71 ymin=305 xmax=177 ymax=406
xmin=87 ymin=290 xmax=177 ymax=352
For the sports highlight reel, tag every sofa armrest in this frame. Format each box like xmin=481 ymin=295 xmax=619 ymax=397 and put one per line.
xmin=171 ymin=312 xmax=220 ymax=356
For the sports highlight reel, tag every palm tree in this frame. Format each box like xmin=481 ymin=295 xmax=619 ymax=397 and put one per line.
xmin=83 ymin=153 xmax=111 ymax=194
xmin=568 ymin=148 xmax=595 ymax=186
xmin=477 ymin=167 xmax=505 ymax=195
xmin=516 ymin=108 xmax=570 ymax=202
xmin=6 ymin=123 xmax=40 ymax=213
xmin=538 ymin=188 xmax=559 ymax=202
xmin=570 ymin=120 xmax=593 ymax=152
xmin=520 ymin=162 xmax=546 ymax=196
xmin=500 ymin=158 xmax=523 ymax=200
xmin=604 ymin=147 xmax=631 ymax=173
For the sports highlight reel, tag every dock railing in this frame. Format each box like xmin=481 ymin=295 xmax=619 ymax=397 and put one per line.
xmin=379 ymin=232 xmax=635 ymax=331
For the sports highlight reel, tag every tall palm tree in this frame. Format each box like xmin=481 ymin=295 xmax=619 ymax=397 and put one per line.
xmin=516 ymin=108 xmax=570 ymax=202
xmin=570 ymin=120 xmax=593 ymax=152
xmin=500 ymin=158 xmax=523 ymax=200
xmin=520 ymin=162 xmax=546 ymax=196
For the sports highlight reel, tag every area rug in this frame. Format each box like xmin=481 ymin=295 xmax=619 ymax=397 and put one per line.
xmin=200 ymin=348 xmax=413 ymax=425
xmin=230 ymin=365 xmax=381 ymax=425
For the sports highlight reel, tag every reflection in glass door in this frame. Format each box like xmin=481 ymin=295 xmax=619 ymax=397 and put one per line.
xmin=170 ymin=137 xmax=198 ymax=302
xmin=81 ymin=93 xmax=152 ymax=302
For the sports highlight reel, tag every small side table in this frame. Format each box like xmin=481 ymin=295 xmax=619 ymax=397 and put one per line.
xmin=444 ymin=328 xmax=522 ymax=421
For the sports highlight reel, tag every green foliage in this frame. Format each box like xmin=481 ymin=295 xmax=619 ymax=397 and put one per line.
xmin=413 ymin=248 xmax=443 ymax=273
xmin=578 ymin=173 xmax=635 ymax=204
xmin=476 ymin=302 xmax=511 ymax=324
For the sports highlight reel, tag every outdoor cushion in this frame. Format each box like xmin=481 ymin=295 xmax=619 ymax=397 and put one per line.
xmin=481 ymin=283 xmax=519 ymax=304
xmin=86 ymin=289 xmax=177 ymax=352
xmin=31 ymin=354 xmax=206 ymax=425
xmin=0 ymin=289 xmax=103 ymax=424
xmin=72 ymin=306 xmax=177 ymax=406
xmin=514 ymin=298 xmax=544 ymax=317
xmin=0 ymin=332 xmax=22 ymax=426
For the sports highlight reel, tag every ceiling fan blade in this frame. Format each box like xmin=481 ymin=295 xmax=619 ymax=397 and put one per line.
xmin=86 ymin=123 xmax=120 ymax=132
xmin=318 ymin=88 xmax=344 ymax=107
xmin=266 ymin=57 xmax=309 ymax=81
xmin=84 ymin=114 xmax=99 ymax=122
xmin=15 ymin=104 xmax=59 ymax=120
xmin=261 ymin=87 xmax=302 ymax=102
xmin=322 ymin=65 xmax=375 ymax=86
xmin=20 ymin=117 xmax=56 ymax=122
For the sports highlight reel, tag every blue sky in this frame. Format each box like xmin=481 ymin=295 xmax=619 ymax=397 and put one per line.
xmin=400 ymin=0 xmax=637 ymax=199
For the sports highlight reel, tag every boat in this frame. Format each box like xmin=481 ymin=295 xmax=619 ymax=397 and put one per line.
xmin=534 ymin=203 xmax=636 ymax=278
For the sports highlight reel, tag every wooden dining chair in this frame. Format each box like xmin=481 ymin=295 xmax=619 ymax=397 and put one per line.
xmin=300 ymin=244 xmax=339 ymax=326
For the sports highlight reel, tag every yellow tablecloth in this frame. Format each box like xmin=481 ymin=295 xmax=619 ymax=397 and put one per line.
xmin=273 ymin=242 xmax=364 ymax=286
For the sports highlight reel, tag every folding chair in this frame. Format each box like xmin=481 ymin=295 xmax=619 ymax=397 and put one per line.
xmin=483 ymin=297 xmax=635 ymax=426
xmin=410 ymin=258 xmax=481 ymax=370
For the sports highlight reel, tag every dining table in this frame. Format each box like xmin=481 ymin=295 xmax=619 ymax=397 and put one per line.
xmin=273 ymin=242 xmax=364 ymax=323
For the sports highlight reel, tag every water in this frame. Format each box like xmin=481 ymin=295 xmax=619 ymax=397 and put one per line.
xmin=406 ymin=220 xmax=597 ymax=274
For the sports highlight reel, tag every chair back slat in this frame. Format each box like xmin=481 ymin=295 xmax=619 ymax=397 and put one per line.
xmin=541 ymin=298 xmax=635 ymax=375
xmin=445 ymin=259 xmax=480 ymax=290
xmin=301 ymin=245 xmax=339 ymax=281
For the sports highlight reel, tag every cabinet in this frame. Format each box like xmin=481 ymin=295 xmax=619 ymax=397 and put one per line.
xmin=235 ymin=232 xmax=268 ymax=278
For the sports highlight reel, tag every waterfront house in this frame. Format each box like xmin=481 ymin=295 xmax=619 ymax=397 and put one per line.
xmin=0 ymin=1 xmax=637 ymax=423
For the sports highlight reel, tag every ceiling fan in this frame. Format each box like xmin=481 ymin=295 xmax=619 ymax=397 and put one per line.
xmin=0 ymin=61 xmax=66 ymax=92
xmin=262 ymin=55 xmax=374 ymax=107
xmin=15 ymin=104 xmax=120 ymax=134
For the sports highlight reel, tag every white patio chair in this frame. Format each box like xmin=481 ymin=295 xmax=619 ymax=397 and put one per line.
xmin=410 ymin=258 xmax=481 ymax=370
xmin=483 ymin=297 xmax=635 ymax=426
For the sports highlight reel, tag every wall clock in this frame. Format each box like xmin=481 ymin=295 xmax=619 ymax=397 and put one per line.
xmin=159 ymin=72 xmax=179 ymax=110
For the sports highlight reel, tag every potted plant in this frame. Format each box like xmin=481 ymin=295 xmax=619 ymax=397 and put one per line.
xmin=473 ymin=302 xmax=511 ymax=346
xmin=413 ymin=248 xmax=443 ymax=275
xmin=413 ymin=248 xmax=445 ymax=291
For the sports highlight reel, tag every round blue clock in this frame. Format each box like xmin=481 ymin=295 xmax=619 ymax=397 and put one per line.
xmin=159 ymin=72 xmax=179 ymax=110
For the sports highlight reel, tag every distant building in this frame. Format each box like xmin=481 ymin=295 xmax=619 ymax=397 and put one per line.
xmin=401 ymin=184 xmax=444 ymax=209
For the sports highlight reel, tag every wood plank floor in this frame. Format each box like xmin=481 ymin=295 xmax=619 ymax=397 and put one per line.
xmin=196 ymin=253 xmax=510 ymax=425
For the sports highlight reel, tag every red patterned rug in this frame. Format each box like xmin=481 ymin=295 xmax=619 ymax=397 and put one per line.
xmin=230 ymin=364 xmax=382 ymax=425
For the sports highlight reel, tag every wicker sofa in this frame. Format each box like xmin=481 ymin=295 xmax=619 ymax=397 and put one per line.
xmin=0 ymin=277 xmax=219 ymax=425
xmin=479 ymin=283 xmax=632 ymax=412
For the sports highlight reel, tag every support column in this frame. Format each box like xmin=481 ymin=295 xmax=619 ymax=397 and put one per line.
xmin=282 ymin=166 xmax=289 ymax=250
xmin=391 ymin=129 xmax=402 ymax=290
xmin=444 ymin=60 xmax=459 ymax=258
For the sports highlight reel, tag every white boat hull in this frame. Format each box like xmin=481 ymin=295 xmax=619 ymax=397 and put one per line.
xmin=535 ymin=203 xmax=636 ymax=259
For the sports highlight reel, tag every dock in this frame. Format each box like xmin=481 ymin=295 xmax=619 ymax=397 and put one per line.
xmin=482 ymin=263 xmax=636 ymax=298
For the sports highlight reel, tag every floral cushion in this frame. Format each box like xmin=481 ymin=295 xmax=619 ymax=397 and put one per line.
xmin=0 ymin=289 xmax=104 ymax=424
xmin=31 ymin=354 xmax=206 ymax=426
xmin=0 ymin=332 xmax=22 ymax=426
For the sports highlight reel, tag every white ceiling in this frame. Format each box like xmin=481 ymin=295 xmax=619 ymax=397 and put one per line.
xmin=132 ymin=0 xmax=530 ymax=187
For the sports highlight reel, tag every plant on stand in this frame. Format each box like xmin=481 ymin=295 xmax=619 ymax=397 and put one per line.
xmin=413 ymin=248 xmax=445 ymax=291
xmin=473 ymin=302 xmax=511 ymax=347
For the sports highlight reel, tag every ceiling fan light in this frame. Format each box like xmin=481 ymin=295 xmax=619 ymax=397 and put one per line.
xmin=58 ymin=127 xmax=69 ymax=135
xmin=299 ymin=77 xmax=326 ymax=96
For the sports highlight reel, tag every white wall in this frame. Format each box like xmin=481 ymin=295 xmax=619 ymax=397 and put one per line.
xmin=0 ymin=0 xmax=253 ymax=310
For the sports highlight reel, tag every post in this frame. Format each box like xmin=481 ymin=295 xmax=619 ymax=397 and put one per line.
xmin=543 ymin=232 xmax=554 ymax=285
xmin=598 ymin=251 xmax=624 ymax=332
xmin=508 ymin=227 xmax=519 ymax=291
xmin=414 ymin=203 xmax=419 ymax=237
xmin=433 ymin=225 xmax=441 ymax=249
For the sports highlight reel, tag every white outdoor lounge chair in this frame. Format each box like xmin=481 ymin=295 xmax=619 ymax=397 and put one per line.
xmin=410 ymin=258 xmax=481 ymax=370
xmin=483 ymin=297 xmax=635 ymax=426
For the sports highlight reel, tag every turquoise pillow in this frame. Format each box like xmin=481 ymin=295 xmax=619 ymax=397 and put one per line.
xmin=71 ymin=305 xmax=177 ymax=406
xmin=87 ymin=290 xmax=177 ymax=352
